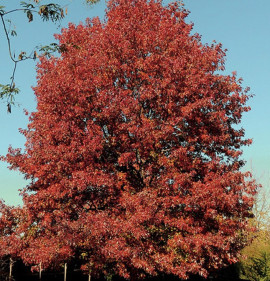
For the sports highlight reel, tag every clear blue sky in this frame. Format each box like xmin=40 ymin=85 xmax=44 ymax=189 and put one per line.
xmin=0 ymin=0 xmax=269 ymax=206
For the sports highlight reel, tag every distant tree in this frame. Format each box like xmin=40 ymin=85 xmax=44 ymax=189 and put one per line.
xmin=3 ymin=0 xmax=258 ymax=279
xmin=240 ymin=236 xmax=270 ymax=281
xmin=0 ymin=0 xmax=100 ymax=111
xmin=239 ymin=181 xmax=270 ymax=281
xmin=0 ymin=200 xmax=74 ymax=276
xmin=0 ymin=201 xmax=27 ymax=279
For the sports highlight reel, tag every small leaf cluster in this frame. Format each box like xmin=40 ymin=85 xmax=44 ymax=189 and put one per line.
xmin=0 ymin=84 xmax=19 ymax=113
xmin=20 ymin=1 xmax=64 ymax=22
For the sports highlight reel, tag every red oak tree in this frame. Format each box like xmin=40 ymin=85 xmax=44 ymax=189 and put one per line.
xmin=3 ymin=0 xmax=258 ymax=279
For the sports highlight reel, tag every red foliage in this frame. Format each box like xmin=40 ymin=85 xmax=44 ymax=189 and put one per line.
xmin=2 ymin=0 xmax=258 ymax=279
xmin=0 ymin=201 xmax=27 ymax=259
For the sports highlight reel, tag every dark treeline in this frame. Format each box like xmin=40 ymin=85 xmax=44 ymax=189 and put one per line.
xmin=0 ymin=256 xmax=248 ymax=281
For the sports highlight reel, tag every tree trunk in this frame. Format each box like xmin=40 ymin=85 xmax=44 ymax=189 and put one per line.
xmin=64 ymin=263 xmax=67 ymax=281
xmin=9 ymin=257 xmax=13 ymax=280
xmin=88 ymin=268 xmax=91 ymax=281
xmin=39 ymin=262 xmax=42 ymax=279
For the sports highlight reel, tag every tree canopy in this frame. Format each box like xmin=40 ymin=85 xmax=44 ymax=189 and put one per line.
xmin=1 ymin=0 xmax=258 ymax=279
